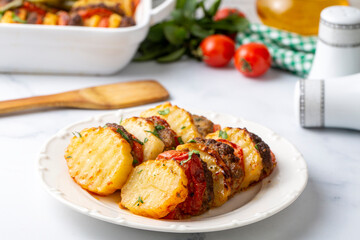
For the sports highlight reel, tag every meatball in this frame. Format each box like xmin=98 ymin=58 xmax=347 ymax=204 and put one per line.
xmin=146 ymin=116 xmax=179 ymax=150
xmin=192 ymin=115 xmax=215 ymax=137
xmin=248 ymin=132 xmax=273 ymax=179
xmin=194 ymin=138 xmax=244 ymax=194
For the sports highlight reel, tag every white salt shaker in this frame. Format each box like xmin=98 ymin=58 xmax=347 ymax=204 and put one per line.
xmin=294 ymin=73 xmax=360 ymax=131
xmin=308 ymin=6 xmax=360 ymax=79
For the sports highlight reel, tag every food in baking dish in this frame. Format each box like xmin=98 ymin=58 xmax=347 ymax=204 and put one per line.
xmin=0 ymin=0 xmax=137 ymax=27
xmin=64 ymin=102 xmax=277 ymax=219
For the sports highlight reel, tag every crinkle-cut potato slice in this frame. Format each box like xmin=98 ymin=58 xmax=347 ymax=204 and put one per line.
xmin=207 ymin=127 xmax=263 ymax=190
xmin=122 ymin=117 xmax=165 ymax=161
xmin=176 ymin=143 xmax=232 ymax=207
xmin=65 ymin=127 xmax=133 ymax=195
xmin=121 ymin=160 xmax=188 ymax=219
xmin=140 ymin=102 xmax=201 ymax=143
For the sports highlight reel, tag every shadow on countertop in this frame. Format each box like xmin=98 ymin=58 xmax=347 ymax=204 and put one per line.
xmin=53 ymin=178 xmax=321 ymax=240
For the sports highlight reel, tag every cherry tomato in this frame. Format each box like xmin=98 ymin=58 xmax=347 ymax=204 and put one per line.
xmin=234 ymin=43 xmax=271 ymax=77
xmin=200 ymin=34 xmax=235 ymax=68
xmin=214 ymin=8 xmax=246 ymax=21
xmin=157 ymin=150 xmax=207 ymax=218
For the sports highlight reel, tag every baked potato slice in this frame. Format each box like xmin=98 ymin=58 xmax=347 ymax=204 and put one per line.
xmin=121 ymin=117 xmax=165 ymax=161
xmin=65 ymin=127 xmax=133 ymax=195
xmin=207 ymin=127 xmax=271 ymax=190
xmin=120 ymin=159 xmax=188 ymax=219
xmin=176 ymin=143 xmax=232 ymax=207
xmin=140 ymin=102 xmax=201 ymax=143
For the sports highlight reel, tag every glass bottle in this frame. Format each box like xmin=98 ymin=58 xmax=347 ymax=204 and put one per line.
xmin=256 ymin=0 xmax=349 ymax=35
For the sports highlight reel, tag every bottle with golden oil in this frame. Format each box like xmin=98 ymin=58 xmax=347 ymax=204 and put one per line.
xmin=256 ymin=0 xmax=349 ymax=35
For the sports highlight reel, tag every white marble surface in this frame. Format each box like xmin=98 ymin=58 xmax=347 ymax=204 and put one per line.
xmin=1 ymin=60 xmax=359 ymax=239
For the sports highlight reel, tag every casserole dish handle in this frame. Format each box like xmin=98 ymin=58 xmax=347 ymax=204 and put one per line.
xmin=150 ymin=0 xmax=176 ymax=25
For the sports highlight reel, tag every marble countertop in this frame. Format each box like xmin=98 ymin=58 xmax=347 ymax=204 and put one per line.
xmin=1 ymin=60 xmax=359 ymax=239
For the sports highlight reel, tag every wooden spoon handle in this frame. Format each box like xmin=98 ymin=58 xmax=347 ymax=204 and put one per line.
xmin=0 ymin=91 xmax=80 ymax=114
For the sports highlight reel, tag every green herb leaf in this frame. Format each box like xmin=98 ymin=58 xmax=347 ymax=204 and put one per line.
xmin=178 ymin=136 xmax=184 ymax=145
xmin=176 ymin=0 xmax=187 ymax=9
xmin=188 ymin=139 xmax=196 ymax=143
xmin=145 ymin=130 xmax=160 ymax=138
xmin=144 ymin=138 xmax=148 ymax=143
xmin=181 ymin=150 xmax=200 ymax=165
xmin=147 ymin=23 xmax=165 ymax=42
xmin=12 ymin=13 xmax=26 ymax=23
xmin=0 ymin=12 xmax=3 ymax=20
xmin=183 ymin=0 xmax=197 ymax=18
xmin=158 ymin=108 xmax=170 ymax=115
xmin=255 ymin=144 xmax=259 ymax=150
xmin=155 ymin=125 xmax=165 ymax=131
xmin=157 ymin=47 xmax=186 ymax=63
xmin=66 ymin=156 xmax=72 ymax=159
xmin=119 ymin=116 xmax=123 ymax=125
xmin=163 ymin=24 xmax=187 ymax=46
xmin=137 ymin=169 xmax=143 ymax=174
xmin=219 ymin=130 xmax=228 ymax=139
xmin=134 ymin=196 xmax=144 ymax=206
xmin=208 ymin=0 xmax=221 ymax=16
xmin=133 ymin=138 xmax=144 ymax=145
xmin=72 ymin=131 xmax=82 ymax=138
xmin=133 ymin=158 xmax=139 ymax=165
xmin=190 ymin=24 xmax=214 ymax=38
xmin=181 ymin=126 xmax=186 ymax=129
xmin=117 ymin=128 xmax=130 ymax=142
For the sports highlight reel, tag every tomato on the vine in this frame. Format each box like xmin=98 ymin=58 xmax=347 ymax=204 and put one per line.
xmin=200 ymin=34 xmax=235 ymax=68
xmin=234 ymin=43 xmax=271 ymax=77
xmin=214 ymin=8 xmax=246 ymax=21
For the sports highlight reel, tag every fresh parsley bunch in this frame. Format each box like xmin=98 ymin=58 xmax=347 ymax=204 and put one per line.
xmin=134 ymin=0 xmax=249 ymax=63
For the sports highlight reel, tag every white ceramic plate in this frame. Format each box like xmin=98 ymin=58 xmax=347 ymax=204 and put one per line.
xmin=37 ymin=107 xmax=308 ymax=233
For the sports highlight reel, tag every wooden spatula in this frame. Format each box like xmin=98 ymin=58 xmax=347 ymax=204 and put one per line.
xmin=0 ymin=80 xmax=169 ymax=115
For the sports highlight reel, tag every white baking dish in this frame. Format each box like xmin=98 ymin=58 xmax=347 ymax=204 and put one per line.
xmin=0 ymin=0 xmax=175 ymax=75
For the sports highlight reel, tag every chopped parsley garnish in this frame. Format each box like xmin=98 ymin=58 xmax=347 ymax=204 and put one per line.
xmin=72 ymin=131 xmax=82 ymax=138
xmin=177 ymin=136 xmax=184 ymax=144
xmin=219 ymin=130 xmax=228 ymax=139
xmin=116 ymin=128 xmax=130 ymax=142
xmin=144 ymin=138 xmax=148 ymax=143
xmin=180 ymin=150 xmax=200 ymax=165
xmin=145 ymin=130 xmax=160 ymax=138
xmin=155 ymin=125 xmax=165 ymax=131
xmin=255 ymin=144 xmax=259 ymax=150
xmin=66 ymin=156 xmax=72 ymax=159
xmin=12 ymin=13 xmax=26 ymax=23
xmin=134 ymin=196 xmax=144 ymax=206
xmin=133 ymin=138 xmax=144 ymax=145
xmin=133 ymin=158 xmax=139 ymax=165
xmin=188 ymin=139 xmax=196 ymax=143
xmin=181 ymin=126 xmax=186 ymax=129
xmin=158 ymin=108 xmax=170 ymax=116
xmin=137 ymin=169 xmax=143 ymax=174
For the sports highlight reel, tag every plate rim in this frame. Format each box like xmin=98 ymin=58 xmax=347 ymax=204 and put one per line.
xmin=37 ymin=107 xmax=308 ymax=233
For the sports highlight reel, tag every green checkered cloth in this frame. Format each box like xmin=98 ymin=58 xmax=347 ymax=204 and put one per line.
xmin=236 ymin=23 xmax=317 ymax=77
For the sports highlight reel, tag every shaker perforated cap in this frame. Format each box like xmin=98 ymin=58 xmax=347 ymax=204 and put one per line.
xmin=294 ymin=79 xmax=325 ymax=128
xmin=319 ymin=6 xmax=360 ymax=47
